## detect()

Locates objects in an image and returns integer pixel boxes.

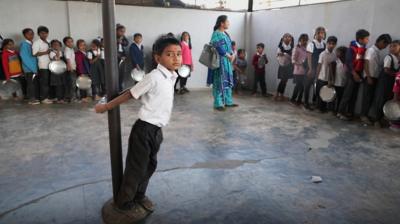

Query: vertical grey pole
[248,0,253,12]
[102,0,123,200]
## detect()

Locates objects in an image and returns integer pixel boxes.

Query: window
[253,0,348,10]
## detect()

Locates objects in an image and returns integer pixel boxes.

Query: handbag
[199,43,220,69]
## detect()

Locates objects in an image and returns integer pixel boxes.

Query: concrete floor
[0,90,400,224]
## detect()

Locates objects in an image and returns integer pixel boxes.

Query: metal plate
[131,68,145,82]
[383,100,400,121]
[320,85,336,103]
[76,75,92,90]
[177,65,191,78]
[49,60,67,75]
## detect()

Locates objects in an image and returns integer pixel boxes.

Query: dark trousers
[361,78,377,116]
[65,71,77,100]
[174,76,188,90]
[334,86,345,113]
[304,75,316,106]
[116,119,163,209]
[38,69,50,100]
[25,72,39,100]
[253,72,266,94]
[291,75,305,103]
[277,78,288,94]
[316,79,329,111]
[338,76,361,116]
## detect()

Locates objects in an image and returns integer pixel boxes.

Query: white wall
[0,0,246,88]
[248,0,400,96]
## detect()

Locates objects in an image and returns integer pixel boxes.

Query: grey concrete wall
[0,0,246,88]
[248,0,400,97]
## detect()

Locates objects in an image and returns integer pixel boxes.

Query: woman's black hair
[297,34,309,47]
[213,15,228,31]
[153,35,180,56]
[181,31,192,49]
[1,38,13,50]
[278,33,294,55]
[50,39,62,47]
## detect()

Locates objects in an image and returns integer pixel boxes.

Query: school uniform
[75,50,90,99]
[276,42,293,94]
[1,49,24,97]
[49,50,65,100]
[304,39,325,106]
[88,49,105,96]
[368,53,400,121]
[361,45,383,117]
[32,38,51,100]
[64,46,77,101]
[316,49,337,111]
[291,45,307,103]
[252,52,268,95]
[115,64,177,210]
[333,59,348,113]
[175,41,192,90]
[235,57,248,91]
[338,40,367,116]
[20,40,39,101]
[117,36,129,91]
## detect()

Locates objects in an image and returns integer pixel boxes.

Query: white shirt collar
[372,45,380,51]
[256,52,265,56]
[25,39,32,44]
[135,42,142,49]
[157,64,178,79]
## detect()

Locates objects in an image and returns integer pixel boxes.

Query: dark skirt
[368,72,396,120]
[91,60,105,86]
[50,72,65,86]
[278,64,293,80]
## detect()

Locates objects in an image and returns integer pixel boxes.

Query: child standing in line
[75,39,90,103]
[390,71,400,131]
[368,40,400,126]
[337,29,370,121]
[360,34,392,125]
[290,34,309,106]
[315,36,338,112]
[88,39,105,100]
[1,39,24,100]
[49,39,66,103]
[233,49,247,94]
[252,43,268,96]
[63,36,77,103]
[32,26,52,104]
[176,31,193,94]
[130,33,145,71]
[95,36,181,221]
[275,33,294,101]
[20,28,39,105]
[332,46,348,115]
[304,27,327,110]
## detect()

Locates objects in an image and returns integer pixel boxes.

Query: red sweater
[2,49,23,80]
[252,53,268,74]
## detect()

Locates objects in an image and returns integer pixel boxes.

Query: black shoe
[182,87,190,93]
[215,107,226,111]
[226,104,239,108]
[303,104,313,111]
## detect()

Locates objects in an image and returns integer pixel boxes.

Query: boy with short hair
[360,34,392,125]
[32,25,52,104]
[337,29,370,120]
[315,36,338,112]
[95,36,181,221]
[252,43,268,96]
[63,36,77,102]
[20,28,39,105]
[129,33,145,70]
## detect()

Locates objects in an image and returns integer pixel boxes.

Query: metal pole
[102,0,123,201]
[248,0,253,12]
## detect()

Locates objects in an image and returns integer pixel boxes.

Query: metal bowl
[49,60,67,75]
[320,85,336,103]
[76,75,92,90]
[131,68,145,82]
[383,100,400,121]
[178,65,191,78]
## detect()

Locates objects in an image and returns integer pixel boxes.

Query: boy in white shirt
[63,36,77,102]
[95,36,181,221]
[32,26,52,104]
[360,34,392,125]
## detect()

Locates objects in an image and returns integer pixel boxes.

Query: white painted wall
[0,0,246,88]
[248,0,400,97]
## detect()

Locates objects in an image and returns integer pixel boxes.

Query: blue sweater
[19,40,38,73]
[129,43,144,69]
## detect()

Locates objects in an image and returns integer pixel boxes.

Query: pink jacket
[292,45,307,75]
[181,41,193,66]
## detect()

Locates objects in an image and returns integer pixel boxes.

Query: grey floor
[0,90,400,224]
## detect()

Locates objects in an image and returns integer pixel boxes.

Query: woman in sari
[207,15,238,111]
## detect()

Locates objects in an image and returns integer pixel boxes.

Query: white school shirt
[100,48,105,60]
[383,54,399,70]
[334,59,347,87]
[130,64,178,127]
[363,45,382,78]
[87,49,101,60]
[317,49,337,81]
[64,47,76,70]
[49,50,63,61]
[307,39,325,53]
[32,38,50,69]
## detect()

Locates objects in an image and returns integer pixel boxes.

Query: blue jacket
[129,43,144,69]
[19,40,38,73]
